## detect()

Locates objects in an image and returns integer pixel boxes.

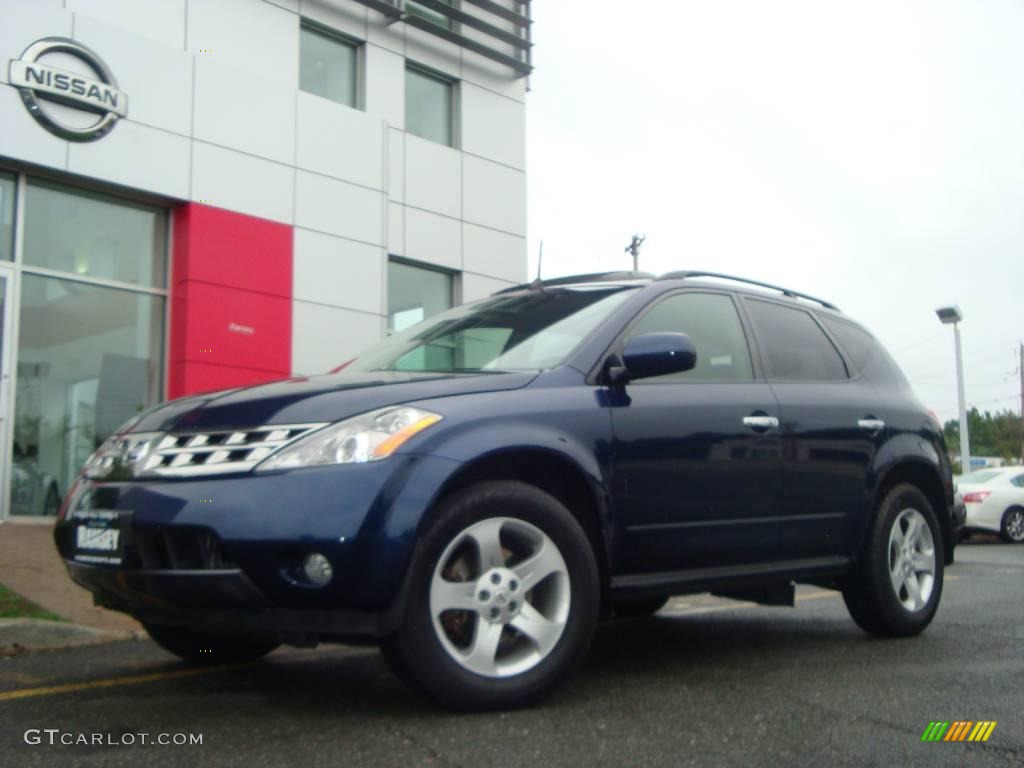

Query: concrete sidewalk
[0,520,140,636]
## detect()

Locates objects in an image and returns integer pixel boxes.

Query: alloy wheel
[887,508,936,612]
[429,517,571,678]
[1006,509,1024,542]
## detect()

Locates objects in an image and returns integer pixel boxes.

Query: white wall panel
[404,207,461,271]
[294,171,384,244]
[73,14,192,136]
[194,57,295,164]
[292,301,383,375]
[0,1,71,86]
[461,55,527,104]
[0,84,67,171]
[67,0,186,49]
[461,82,525,170]
[405,134,460,219]
[387,128,404,203]
[462,272,516,303]
[299,0,367,41]
[296,92,383,189]
[69,120,190,198]
[293,227,384,314]
[463,223,526,284]
[463,155,525,236]
[187,0,298,88]
[365,44,404,128]
[388,202,404,255]
[365,10,402,55]
[192,141,295,223]
[405,25,460,81]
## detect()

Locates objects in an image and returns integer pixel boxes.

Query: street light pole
[936,305,970,473]
[952,321,970,473]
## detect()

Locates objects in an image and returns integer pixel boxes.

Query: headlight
[81,431,162,480]
[255,406,443,471]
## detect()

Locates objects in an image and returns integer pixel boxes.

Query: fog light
[302,553,333,586]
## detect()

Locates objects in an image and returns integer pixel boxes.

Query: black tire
[842,483,944,637]
[380,481,600,711]
[613,596,670,618]
[144,624,279,664]
[999,507,1024,544]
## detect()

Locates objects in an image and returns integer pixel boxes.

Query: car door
[609,290,784,574]
[742,299,887,561]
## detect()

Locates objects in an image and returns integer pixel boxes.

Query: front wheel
[842,483,944,637]
[381,481,599,711]
[144,624,279,664]
[1000,507,1024,543]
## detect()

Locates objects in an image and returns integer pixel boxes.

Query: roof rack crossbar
[495,271,656,295]
[659,271,839,311]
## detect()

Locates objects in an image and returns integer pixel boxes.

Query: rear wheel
[381,481,599,711]
[842,483,944,637]
[613,596,670,618]
[1000,507,1024,543]
[144,624,279,664]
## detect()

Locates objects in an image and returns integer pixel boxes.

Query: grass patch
[0,584,66,622]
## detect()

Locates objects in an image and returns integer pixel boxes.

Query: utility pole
[1019,341,1023,463]
[625,235,645,272]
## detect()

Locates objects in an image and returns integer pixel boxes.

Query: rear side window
[746,300,848,381]
[820,316,876,372]
[1012,475,1024,488]
[626,292,753,382]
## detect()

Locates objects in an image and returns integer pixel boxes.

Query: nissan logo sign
[8,37,127,142]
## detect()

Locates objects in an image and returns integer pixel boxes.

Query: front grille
[136,424,324,478]
[134,527,234,570]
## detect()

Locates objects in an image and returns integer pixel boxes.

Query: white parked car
[957,468,1024,543]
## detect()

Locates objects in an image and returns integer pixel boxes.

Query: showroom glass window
[300,22,358,108]
[406,65,454,146]
[10,181,166,515]
[388,259,453,335]
[0,172,14,261]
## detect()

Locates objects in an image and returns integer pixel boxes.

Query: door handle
[858,419,885,432]
[743,415,779,429]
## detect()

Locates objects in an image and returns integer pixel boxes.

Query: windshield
[345,287,637,373]
[959,470,1002,485]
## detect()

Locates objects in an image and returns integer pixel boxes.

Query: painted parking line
[0,649,357,704]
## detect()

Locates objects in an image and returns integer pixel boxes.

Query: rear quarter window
[821,315,910,387]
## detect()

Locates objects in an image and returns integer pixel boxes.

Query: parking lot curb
[0,618,136,657]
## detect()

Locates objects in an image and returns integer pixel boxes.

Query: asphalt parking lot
[0,540,1020,768]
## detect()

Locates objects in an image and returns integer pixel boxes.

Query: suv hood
[129,370,538,433]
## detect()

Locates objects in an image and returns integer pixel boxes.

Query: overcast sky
[524,0,1024,424]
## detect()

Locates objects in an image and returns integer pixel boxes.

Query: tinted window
[300,24,358,107]
[820,316,875,372]
[626,292,753,382]
[406,66,453,146]
[746,300,848,381]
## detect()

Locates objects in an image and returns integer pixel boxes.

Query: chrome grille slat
[144,424,326,477]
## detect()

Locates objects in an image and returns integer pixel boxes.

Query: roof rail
[659,270,839,311]
[495,271,656,295]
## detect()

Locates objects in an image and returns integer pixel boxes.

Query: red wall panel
[169,204,293,399]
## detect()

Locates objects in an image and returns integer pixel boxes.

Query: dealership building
[0,0,531,518]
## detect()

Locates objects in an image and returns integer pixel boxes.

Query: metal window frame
[405,61,458,147]
[353,0,533,76]
[386,255,459,333]
[299,18,364,110]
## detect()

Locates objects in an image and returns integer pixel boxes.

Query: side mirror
[621,332,697,381]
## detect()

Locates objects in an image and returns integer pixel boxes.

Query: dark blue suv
[55,271,961,710]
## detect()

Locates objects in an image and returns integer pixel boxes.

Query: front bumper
[55,453,461,640]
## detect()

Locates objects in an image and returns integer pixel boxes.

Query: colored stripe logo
[921,721,997,742]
